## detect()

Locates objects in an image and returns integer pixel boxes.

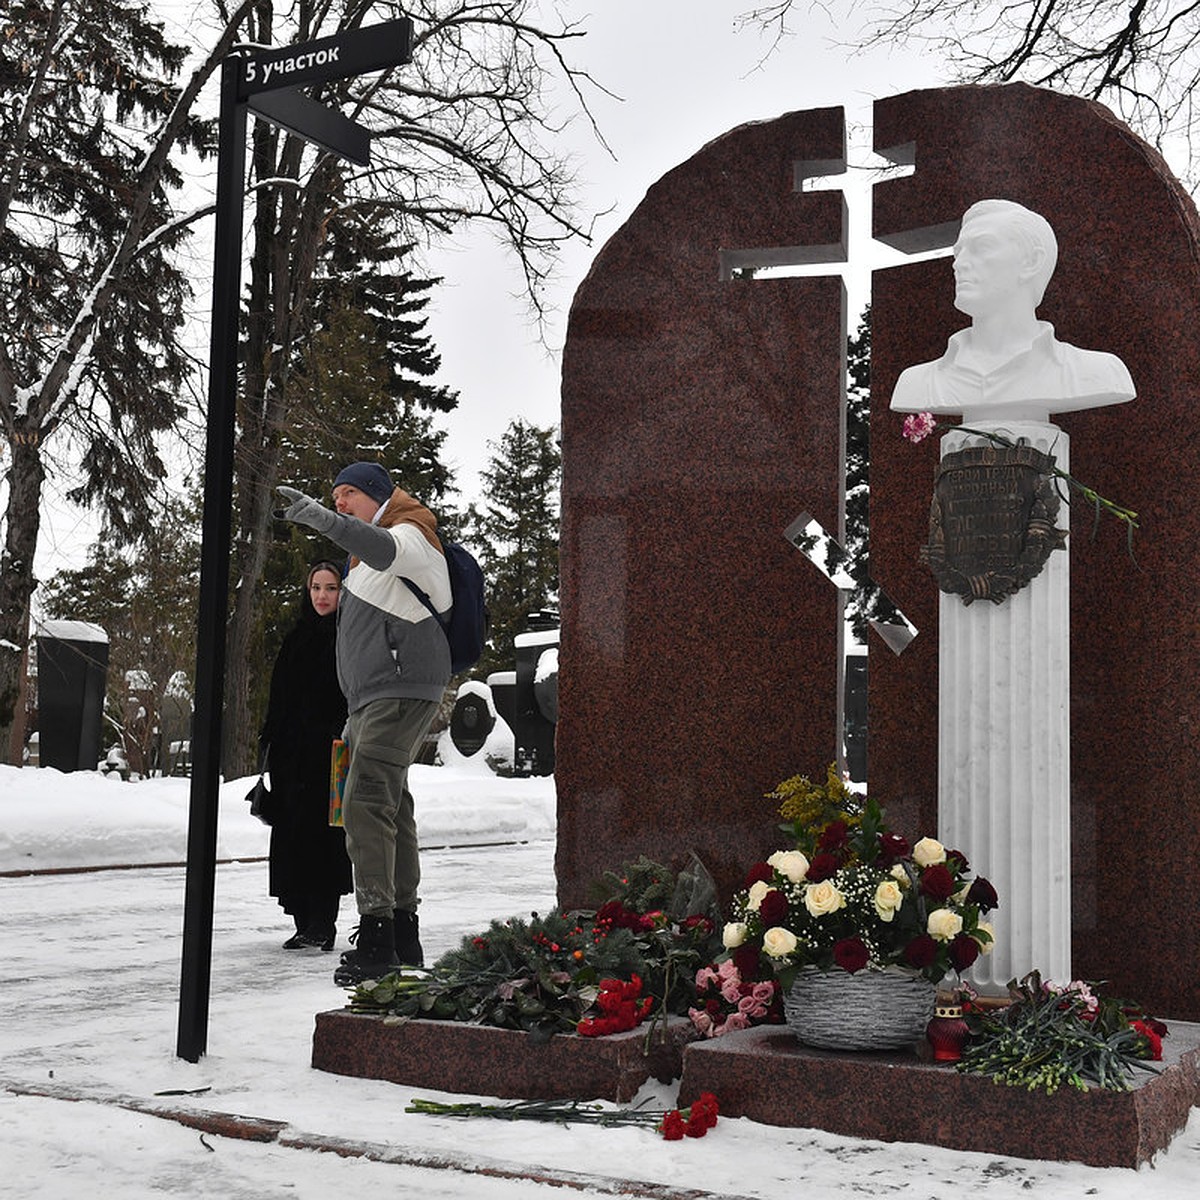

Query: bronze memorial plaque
[920,443,1068,605]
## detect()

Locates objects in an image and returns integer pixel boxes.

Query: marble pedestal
[937,422,1071,990]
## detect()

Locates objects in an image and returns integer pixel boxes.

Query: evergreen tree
[842,307,906,644]
[0,0,254,761]
[241,228,464,736]
[37,502,201,776]
[467,419,561,678]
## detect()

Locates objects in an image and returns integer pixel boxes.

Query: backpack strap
[401,575,449,634]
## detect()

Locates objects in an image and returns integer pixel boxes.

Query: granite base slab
[311,1011,695,1103]
[677,1021,1200,1167]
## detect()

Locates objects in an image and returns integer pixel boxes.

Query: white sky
[29,1,951,585]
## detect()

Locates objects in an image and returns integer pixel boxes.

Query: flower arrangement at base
[724,765,998,992]
[688,959,782,1038]
[346,856,723,1041]
[407,1091,721,1141]
[957,971,1168,1093]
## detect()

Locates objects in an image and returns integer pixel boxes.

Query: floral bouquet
[723,765,998,989]
[688,959,781,1038]
[959,970,1168,1093]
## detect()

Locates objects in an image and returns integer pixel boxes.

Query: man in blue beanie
[278,462,451,983]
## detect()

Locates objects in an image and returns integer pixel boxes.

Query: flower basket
[783,967,936,1051]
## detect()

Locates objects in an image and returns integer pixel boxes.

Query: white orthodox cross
[721,114,953,656]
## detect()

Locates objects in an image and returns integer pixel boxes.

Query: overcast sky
[30,1,949,584]
[424,0,948,501]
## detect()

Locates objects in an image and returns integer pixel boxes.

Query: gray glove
[277,485,337,534]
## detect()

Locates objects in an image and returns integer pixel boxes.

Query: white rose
[913,836,947,868]
[803,879,846,918]
[873,879,904,922]
[927,907,963,942]
[890,863,910,884]
[977,920,995,954]
[762,926,799,958]
[722,921,748,949]
[747,880,774,912]
[767,849,810,883]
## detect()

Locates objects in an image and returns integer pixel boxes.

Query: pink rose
[722,1011,750,1033]
[688,1008,713,1035]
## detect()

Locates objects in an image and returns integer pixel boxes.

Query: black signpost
[177,19,412,1063]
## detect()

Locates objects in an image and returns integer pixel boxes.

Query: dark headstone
[558,106,848,907]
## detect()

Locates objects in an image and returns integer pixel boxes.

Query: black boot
[333,914,400,986]
[393,909,424,968]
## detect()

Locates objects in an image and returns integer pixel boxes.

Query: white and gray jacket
[322,512,452,711]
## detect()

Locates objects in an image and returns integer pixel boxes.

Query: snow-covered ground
[2,754,1198,1199]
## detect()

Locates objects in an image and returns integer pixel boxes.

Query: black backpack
[402,540,489,675]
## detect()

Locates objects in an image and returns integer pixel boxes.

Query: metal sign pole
[176,19,411,1062]
[177,56,247,1063]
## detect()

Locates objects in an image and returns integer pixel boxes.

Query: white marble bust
[891,199,1135,424]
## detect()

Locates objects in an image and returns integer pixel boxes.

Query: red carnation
[1131,1020,1164,1061]
[949,933,980,971]
[744,861,774,887]
[920,863,956,901]
[833,937,870,973]
[758,888,789,926]
[902,934,938,969]
[966,877,999,913]
[806,852,840,883]
[659,1110,686,1140]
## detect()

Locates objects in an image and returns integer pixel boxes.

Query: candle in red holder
[926,1000,970,1062]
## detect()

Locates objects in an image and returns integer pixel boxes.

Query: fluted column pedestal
[937,421,1071,992]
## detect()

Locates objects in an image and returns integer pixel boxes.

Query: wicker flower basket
[784,967,937,1051]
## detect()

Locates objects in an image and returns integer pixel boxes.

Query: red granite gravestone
[559,83,1200,1021]
[557,106,850,910]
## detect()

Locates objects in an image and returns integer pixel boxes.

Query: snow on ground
[1,758,1199,1199]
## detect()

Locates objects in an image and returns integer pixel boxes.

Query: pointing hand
[276,485,337,534]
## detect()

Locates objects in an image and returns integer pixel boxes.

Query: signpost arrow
[238,17,412,98]
[249,87,371,166]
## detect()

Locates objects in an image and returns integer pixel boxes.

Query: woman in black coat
[260,561,352,950]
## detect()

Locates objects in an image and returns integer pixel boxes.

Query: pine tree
[240,228,464,736]
[37,503,201,776]
[467,419,561,678]
[0,0,254,761]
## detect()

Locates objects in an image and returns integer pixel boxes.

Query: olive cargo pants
[342,697,439,917]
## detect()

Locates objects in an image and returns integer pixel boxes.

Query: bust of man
[890,199,1135,423]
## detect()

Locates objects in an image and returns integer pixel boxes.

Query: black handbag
[246,748,274,826]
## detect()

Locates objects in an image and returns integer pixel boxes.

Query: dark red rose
[966,877,999,913]
[902,934,938,969]
[806,852,840,883]
[744,861,774,887]
[949,933,980,971]
[833,937,870,973]
[818,820,849,852]
[758,888,789,926]
[732,944,762,980]
[946,849,970,873]
[920,863,956,901]
[877,832,909,865]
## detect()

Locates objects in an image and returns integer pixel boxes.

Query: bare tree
[741,1,1200,181]
[1,1,606,770]
[222,0,607,773]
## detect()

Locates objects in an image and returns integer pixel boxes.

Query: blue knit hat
[333,462,393,506]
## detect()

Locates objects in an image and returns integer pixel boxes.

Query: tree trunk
[0,431,46,763]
